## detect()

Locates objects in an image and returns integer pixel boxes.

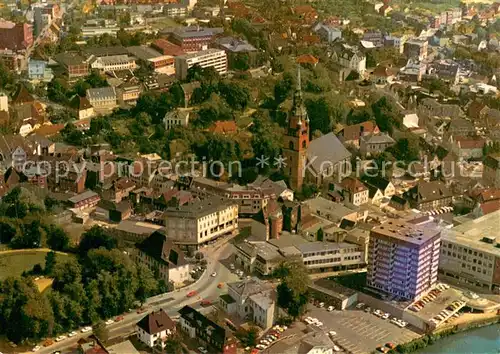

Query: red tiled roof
[302,35,320,44]
[340,121,379,141]
[479,188,500,202]
[341,177,368,193]
[152,39,185,56]
[296,54,319,65]
[293,5,317,14]
[480,199,500,215]
[33,123,65,137]
[453,136,485,149]
[208,120,237,134]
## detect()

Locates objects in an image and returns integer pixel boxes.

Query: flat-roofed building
[297,241,365,272]
[127,46,175,74]
[367,219,441,300]
[439,211,500,293]
[175,49,227,80]
[164,196,238,250]
[90,54,136,72]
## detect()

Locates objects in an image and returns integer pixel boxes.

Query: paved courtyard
[307,306,421,354]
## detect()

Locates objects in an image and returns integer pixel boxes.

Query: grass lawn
[0,249,72,280]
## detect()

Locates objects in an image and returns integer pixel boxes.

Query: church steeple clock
[282,67,310,190]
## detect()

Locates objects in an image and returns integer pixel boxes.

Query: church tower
[283,67,310,190]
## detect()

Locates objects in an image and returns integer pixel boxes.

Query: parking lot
[307,305,421,354]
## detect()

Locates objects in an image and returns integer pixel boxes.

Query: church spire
[291,65,309,125]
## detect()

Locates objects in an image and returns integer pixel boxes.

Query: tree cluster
[0,225,161,344]
[275,260,310,318]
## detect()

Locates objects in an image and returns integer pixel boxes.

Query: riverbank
[395,315,500,353]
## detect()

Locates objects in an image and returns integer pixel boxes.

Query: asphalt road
[31,241,239,354]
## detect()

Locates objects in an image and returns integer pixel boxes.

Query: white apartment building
[164,197,238,250]
[439,211,500,293]
[90,55,136,72]
[175,49,227,80]
[136,309,176,349]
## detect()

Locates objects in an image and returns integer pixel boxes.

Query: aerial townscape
[0,0,500,353]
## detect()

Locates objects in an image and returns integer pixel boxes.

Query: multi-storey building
[163,197,238,250]
[86,87,117,110]
[298,242,365,272]
[169,26,221,52]
[89,55,136,73]
[178,306,237,354]
[135,231,190,286]
[439,211,500,293]
[54,53,89,82]
[341,177,369,206]
[0,20,33,51]
[164,108,190,130]
[332,47,366,74]
[367,219,441,300]
[175,49,227,80]
[404,180,453,212]
[404,39,428,60]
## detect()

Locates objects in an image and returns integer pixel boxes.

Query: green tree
[165,334,185,354]
[276,260,310,319]
[79,226,117,255]
[0,218,18,244]
[85,70,109,88]
[218,81,251,110]
[305,97,332,134]
[45,224,70,251]
[135,263,158,304]
[236,326,259,347]
[387,134,420,164]
[47,78,69,104]
[45,251,57,276]
[316,228,324,241]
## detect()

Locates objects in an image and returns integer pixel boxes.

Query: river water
[416,324,500,353]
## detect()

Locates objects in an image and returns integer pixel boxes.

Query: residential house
[180,82,201,108]
[68,190,100,210]
[404,180,453,211]
[136,309,176,350]
[296,54,319,67]
[337,121,380,147]
[404,39,428,60]
[389,194,409,211]
[359,133,395,154]
[372,64,398,84]
[291,5,318,24]
[467,101,490,121]
[361,176,395,204]
[164,108,190,130]
[208,120,237,135]
[331,46,366,75]
[428,61,460,85]
[249,175,294,201]
[341,177,369,206]
[70,95,95,120]
[445,118,475,138]
[483,155,500,188]
[220,278,275,330]
[313,23,342,43]
[399,59,426,82]
[28,60,53,81]
[178,306,237,354]
[418,98,462,120]
[363,30,384,47]
[94,200,132,222]
[86,87,117,110]
[117,81,141,104]
[136,231,190,286]
[449,136,485,159]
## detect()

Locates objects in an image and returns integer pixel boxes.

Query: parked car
[230,264,235,270]
[43,339,54,347]
[386,342,396,350]
[318,302,325,308]
[217,282,224,288]
[364,307,371,313]
[327,306,334,312]
[68,331,77,337]
[211,272,217,277]
[55,335,67,342]
[333,345,341,352]
[356,302,365,309]
[256,344,267,350]
[201,299,212,307]
[32,346,41,352]
[329,331,337,337]
[382,313,390,320]
[376,345,389,353]
[187,290,197,297]
[198,347,208,354]
[105,319,114,325]
[81,326,92,333]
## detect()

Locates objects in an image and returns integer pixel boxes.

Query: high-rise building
[367,219,441,300]
[282,68,310,190]
[174,49,227,80]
